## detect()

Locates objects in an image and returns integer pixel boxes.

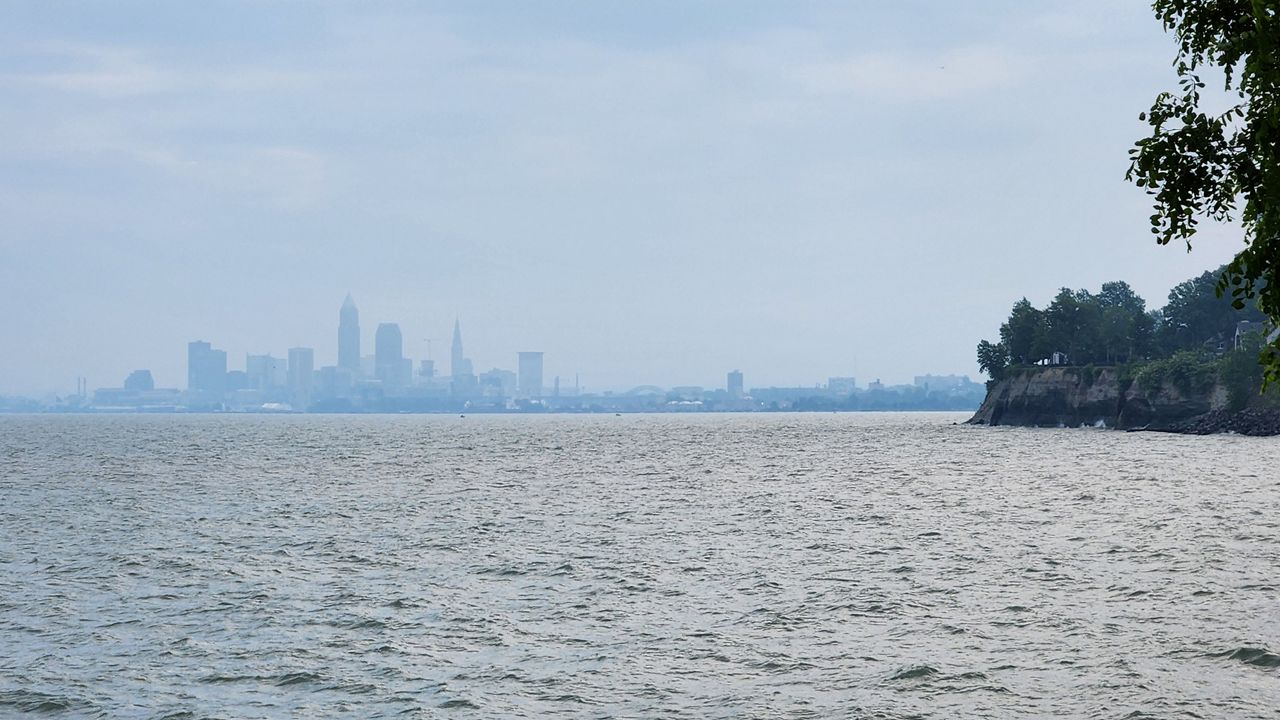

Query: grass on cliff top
[1002,346,1280,412]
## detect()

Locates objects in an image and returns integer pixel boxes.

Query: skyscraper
[288,347,314,408]
[187,341,227,393]
[728,370,744,398]
[518,351,544,399]
[338,294,360,373]
[375,323,404,387]
[246,354,286,391]
[450,318,470,378]
[124,370,155,391]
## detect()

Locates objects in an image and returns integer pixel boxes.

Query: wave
[0,689,95,714]
[1210,647,1280,668]
[890,665,939,681]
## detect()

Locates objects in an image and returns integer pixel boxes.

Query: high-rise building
[124,370,155,391]
[450,318,471,378]
[187,341,227,394]
[828,377,857,395]
[479,368,517,396]
[338,294,360,373]
[375,323,404,387]
[288,347,314,408]
[913,374,966,391]
[518,351,544,398]
[246,354,286,391]
[727,370,744,398]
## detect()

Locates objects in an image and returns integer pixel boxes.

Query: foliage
[1219,338,1263,410]
[976,340,1009,381]
[999,298,1044,365]
[1130,339,1274,411]
[1127,0,1280,385]
[1133,351,1218,395]
[977,280,1154,377]
[975,264,1273,384]
[1076,365,1099,387]
[1156,266,1264,352]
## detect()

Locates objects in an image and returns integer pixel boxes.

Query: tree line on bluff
[977,265,1267,381]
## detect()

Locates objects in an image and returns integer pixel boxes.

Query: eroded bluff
[966,367,1268,433]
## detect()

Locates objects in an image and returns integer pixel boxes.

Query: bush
[1134,351,1217,395]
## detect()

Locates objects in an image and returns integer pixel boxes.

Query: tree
[999,298,1045,365]
[1097,281,1152,362]
[1158,266,1265,351]
[1043,288,1094,362]
[976,340,1009,382]
[1127,0,1280,384]
[1097,280,1143,312]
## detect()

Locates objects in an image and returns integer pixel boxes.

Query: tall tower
[187,340,227,393]
[518,351,544,398]
[375,323,404,387]
[288,347,314,408]
[338,294,360,372]
[451,318,466,378]
[727,369,744,398]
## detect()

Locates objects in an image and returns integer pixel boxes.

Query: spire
[451,317,466,377]
[338,293,360,371]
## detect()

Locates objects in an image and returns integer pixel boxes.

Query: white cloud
[794,45,1029,102]
[0,42,329,98]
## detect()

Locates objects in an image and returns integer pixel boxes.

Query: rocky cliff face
[968,367,1228,430]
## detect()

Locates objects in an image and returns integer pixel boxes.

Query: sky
[0,1,1248,395]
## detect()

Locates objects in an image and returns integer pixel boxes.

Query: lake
[1,413,1277,718]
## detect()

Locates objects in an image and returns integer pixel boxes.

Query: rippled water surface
[2,413,1279,718]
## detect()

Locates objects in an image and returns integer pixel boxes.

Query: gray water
[1,413,1278,719]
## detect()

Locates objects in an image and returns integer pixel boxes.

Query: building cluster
[76,295,539,412]
[8,295,982,413]
[176,294,549,411]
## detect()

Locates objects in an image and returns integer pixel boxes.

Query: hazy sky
[0,1,1247,395]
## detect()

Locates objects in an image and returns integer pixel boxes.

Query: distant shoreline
[0,408,975,417]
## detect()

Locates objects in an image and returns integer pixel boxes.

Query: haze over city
[0,1,1244,396]
[8,3,1280,717]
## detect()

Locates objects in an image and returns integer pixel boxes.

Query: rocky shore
[968,366,1280,436]
[1140,408,1280,436]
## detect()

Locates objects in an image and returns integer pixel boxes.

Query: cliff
[967,366,1280,434]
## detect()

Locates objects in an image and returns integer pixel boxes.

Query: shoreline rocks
[969,367,1280,436]
[1137,408,1280,436]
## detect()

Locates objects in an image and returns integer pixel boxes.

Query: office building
[727,370,744,398]
[246,354,286,391]
[913,374,969,391]
[375,323,404,388]
[124,370,155,391]
[518,351,544,398]
[187,341,227,395]
[479,368,517,396]
[338,294,360,373]
[288,347,314,408]
[828,377,857,395]
[451,319,474,378]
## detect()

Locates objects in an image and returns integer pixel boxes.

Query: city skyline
[10,291,974,399]
[15,289,984,413]
[1,2,1247,396]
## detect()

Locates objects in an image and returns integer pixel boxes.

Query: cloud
[0,42,328,98]
[794,45,1029,102]
[137,144,330,210]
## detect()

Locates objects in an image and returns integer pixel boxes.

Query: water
[1,412,1278,718]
